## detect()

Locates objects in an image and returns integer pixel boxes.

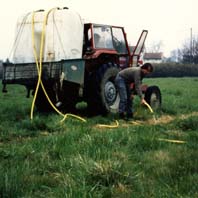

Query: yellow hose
[30,8,86,123]
[96,120,119,128]
[31,8,56,120]
[30,11,39,120]
[143,101,154,113]
[60,113,86,123]
[158,138,186,144]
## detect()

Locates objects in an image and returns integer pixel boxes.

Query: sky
[0,0,197,60]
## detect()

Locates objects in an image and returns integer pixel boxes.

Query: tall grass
[0,78,198,197]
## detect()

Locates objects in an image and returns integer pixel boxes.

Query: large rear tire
[144,86,162,110]
[87,64,120,115]
[100,66,120,114]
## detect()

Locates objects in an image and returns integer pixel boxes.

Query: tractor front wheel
[144,86,161,110]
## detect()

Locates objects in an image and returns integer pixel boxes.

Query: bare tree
[168,35,198,63]
[147,40,164,53]
[180,35,198,63]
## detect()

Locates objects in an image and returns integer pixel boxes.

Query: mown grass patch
[175,115,198,131]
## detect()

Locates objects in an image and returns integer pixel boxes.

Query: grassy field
[0,77,198,198]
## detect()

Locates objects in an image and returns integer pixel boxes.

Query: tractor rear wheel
[144,86,161,110]
[87,64,119,115]
[100,66,120,114]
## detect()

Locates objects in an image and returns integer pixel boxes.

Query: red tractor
[2,7,161,115]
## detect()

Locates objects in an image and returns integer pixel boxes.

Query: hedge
[148,63,198,78]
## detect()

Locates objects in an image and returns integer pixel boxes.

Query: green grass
[0,78,198,198]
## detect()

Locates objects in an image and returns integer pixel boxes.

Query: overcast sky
[0,0,197,60]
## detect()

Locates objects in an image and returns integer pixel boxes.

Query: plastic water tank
[12,8,84,63]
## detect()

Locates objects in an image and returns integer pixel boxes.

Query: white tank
[11,7,84,63]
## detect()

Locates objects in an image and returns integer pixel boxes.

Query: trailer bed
[2,59,85,87]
